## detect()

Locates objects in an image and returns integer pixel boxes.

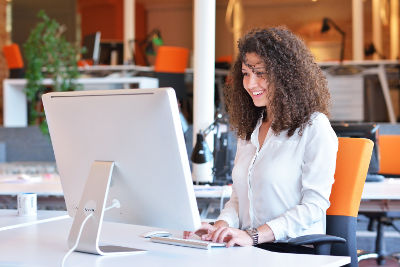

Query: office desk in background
[0,172,63,209]
[3,76,159,127]
[1,172,398,210]
[359,178,400,263]
[0,210,349,267]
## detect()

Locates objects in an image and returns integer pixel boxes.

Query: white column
[372,0,382,60]
[123,0,135,64]
[352,0,364,60]
[391,0,399,59]
[192,0,216,183]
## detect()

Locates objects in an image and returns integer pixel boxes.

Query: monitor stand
[68,161,145,255]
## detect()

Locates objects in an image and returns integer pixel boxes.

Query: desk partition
[3,77,158,127]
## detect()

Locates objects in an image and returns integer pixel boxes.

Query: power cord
[60,199,121,267]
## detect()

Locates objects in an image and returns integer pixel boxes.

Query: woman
[184,27,338,251]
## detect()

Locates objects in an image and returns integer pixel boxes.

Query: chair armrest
[286,234,346,255]
[287,234,346,246]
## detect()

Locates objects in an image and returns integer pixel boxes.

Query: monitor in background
[332,123,384,182]
[82,32,101,65]
[99,41,123,65]
[42,88,201,256]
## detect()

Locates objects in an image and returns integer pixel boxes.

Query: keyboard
[150,236,226,249]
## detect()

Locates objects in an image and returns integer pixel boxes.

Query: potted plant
[23,10,81,134]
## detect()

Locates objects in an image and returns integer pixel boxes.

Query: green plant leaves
[23,10,82,134]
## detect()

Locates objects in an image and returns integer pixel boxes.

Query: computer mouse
[141,230,172,238]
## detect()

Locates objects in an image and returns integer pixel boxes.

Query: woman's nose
[247,74,258,88]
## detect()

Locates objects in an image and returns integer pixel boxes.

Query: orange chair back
[154,46,189,73]
[2,43,24,69]
[379,135,400,175]
[327,137,373,217]
[216,55,232,63]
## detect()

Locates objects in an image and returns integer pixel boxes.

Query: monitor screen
[99,41,123,65]
[42,88,201,233]
[332,123,381,179]
[82,32,101,64]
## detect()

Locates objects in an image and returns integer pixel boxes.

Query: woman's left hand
[202,226,253,248]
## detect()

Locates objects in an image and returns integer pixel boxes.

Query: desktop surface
[0,213,350,267]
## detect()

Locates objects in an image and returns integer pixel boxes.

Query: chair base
[358,256,399,267]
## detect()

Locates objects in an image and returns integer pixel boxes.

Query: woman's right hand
[183,220,229,240]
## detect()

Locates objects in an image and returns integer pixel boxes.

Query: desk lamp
[191,133,213,166]
[321,18,361,75]
[365,43,386,59]
[191,129,214,185]
[191,113,227,184]
[144,29,163,55]
[321,17,345,63]
[136,29,164,66]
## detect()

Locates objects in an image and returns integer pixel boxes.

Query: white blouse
[217,112,338,241]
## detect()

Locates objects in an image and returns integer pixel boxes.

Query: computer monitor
[332,122,384,182]
[99,41,124,65]
[82,32,101,65]
[42,88,201,255]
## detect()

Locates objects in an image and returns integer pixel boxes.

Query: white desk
[0,211,349,267]
[0,173,64,210]
[2,174,398,213]
[360,178,400,212]
[3,76,159,127]
[0,174,63,197]
[197,179,400,213]
[0,209,67,231]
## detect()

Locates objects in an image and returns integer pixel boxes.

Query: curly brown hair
[224,27,330,140]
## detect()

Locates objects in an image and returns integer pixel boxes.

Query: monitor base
[68,161,145,255]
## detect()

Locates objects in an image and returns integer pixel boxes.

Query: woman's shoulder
[309,112,329,124]
[306,112,332,131]
[305,112,337,143]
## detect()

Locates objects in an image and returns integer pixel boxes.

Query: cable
[105,199,121,211]
[61,212,93,267]
[60,199,121,267]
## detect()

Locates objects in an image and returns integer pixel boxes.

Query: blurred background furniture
[154,46,191,122]
[357,126,400,265]
[2,43,24,78]
[3,76,158,127]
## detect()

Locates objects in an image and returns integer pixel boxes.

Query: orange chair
[154,46,189,74]
[378,135,400,176]
[216,55,232,64]
[288,137,374,267]
[154,46,191,120]
[2,43,24,78]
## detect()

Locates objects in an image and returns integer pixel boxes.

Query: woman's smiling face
[242,52,271,108]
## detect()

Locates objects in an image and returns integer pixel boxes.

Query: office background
[0,1,399,266]
[0,0,399,125]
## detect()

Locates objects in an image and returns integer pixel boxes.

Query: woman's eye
[256,72,266,77]
[242,72,248,76]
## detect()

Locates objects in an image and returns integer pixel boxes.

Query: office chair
[379,135,400,177]
[358,134,400,265]
[2,43,25,78]
[154,46,190,121]
[287,137,374,267]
